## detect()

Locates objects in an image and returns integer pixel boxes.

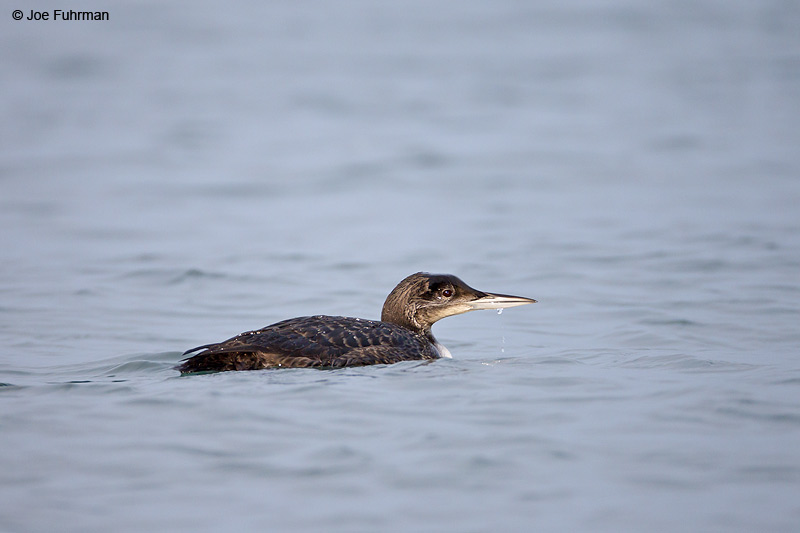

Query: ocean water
[2,1,799,531]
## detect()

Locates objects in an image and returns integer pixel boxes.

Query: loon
[177,272,535,373]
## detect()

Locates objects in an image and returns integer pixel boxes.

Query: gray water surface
[2,1,799,531]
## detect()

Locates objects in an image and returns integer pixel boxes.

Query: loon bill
[177,272,536,373]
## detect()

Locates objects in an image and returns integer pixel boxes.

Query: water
[2,1,799,531]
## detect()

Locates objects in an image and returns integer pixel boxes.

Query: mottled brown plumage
[177,272,535,374]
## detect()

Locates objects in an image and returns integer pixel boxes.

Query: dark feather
[177,315,437,374]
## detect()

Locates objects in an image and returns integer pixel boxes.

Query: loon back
[178,315,438,373]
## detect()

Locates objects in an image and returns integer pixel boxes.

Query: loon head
[381,272,536,334]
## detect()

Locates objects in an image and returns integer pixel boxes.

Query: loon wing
[177,315,435,374]
[176,343,426,373]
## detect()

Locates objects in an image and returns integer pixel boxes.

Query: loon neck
[382,313,431,337]
[381,300,431,335]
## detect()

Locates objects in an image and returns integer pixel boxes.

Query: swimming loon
[177,272,535,373]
